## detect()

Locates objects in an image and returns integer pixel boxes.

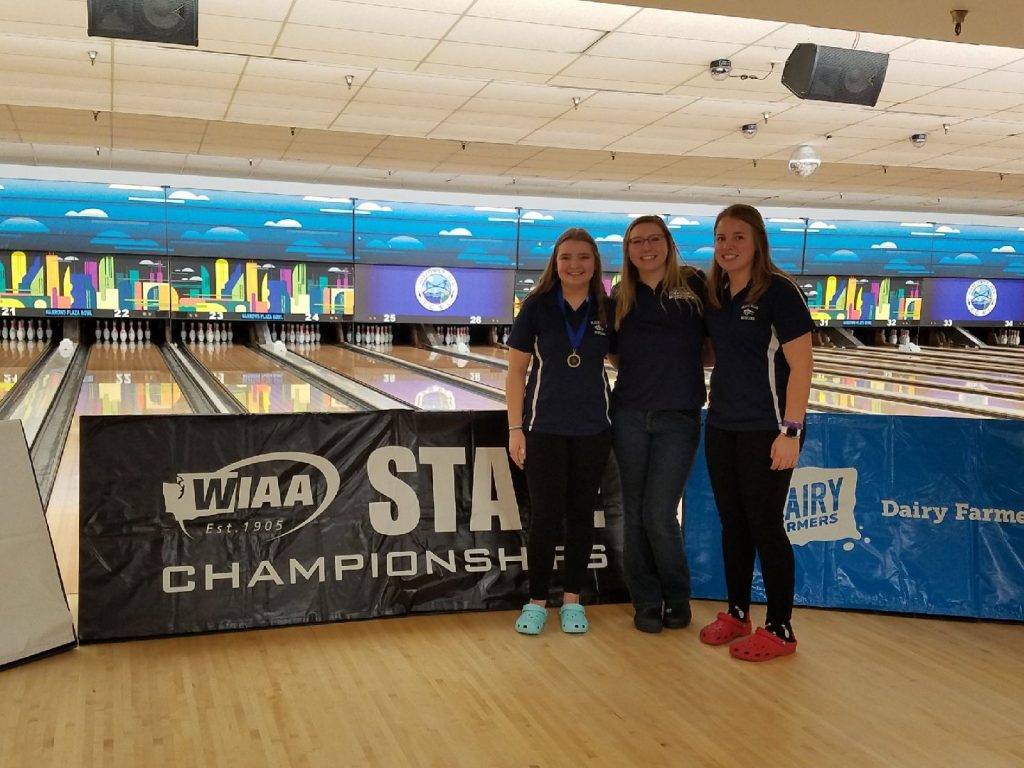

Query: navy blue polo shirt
[508,290,612,436]
[706,275,813,431]
[610,272,708,412]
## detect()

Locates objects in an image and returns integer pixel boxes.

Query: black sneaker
[663,601,692,629]
[633,606,663,633]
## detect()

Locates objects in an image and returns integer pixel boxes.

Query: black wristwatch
[780,420,803,439]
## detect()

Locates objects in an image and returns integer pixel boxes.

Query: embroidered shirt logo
[741,303,758,321]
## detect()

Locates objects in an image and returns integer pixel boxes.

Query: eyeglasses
[628,234,665,248]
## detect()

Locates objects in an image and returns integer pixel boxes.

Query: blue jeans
[612,406,701,610]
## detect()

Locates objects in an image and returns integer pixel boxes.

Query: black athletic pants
[704,425,796,625]
[523,429,612,601]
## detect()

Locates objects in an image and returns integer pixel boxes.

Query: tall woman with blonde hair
[609,215,709,633]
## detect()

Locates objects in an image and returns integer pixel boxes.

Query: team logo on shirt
[741,303,758,321]
[965,279,997,317]
[415,267,459,312]
[590,319,607,336]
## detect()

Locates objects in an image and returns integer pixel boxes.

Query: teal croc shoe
[515,604,547,635]
[559,603,589,634]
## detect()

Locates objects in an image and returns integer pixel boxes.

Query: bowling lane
[383,345,507,389]
[810,371,1020,417]
[808,388,969,417]
[814,360,1024,400]
[828,347,1024,380]
[0,340,49,405]
[300,345,504,411]
[188,343,356,414]
[47,343,193,602]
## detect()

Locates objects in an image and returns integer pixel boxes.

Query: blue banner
[685,414,1024,621]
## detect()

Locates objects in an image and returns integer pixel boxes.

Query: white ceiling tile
[586,33,743,66]
[474,82,592,104]
[364,70,485,96]
[446,17,604,53]
[415,62,550,84]
[884,60,985,87]
[288,0,459,37]
[199,15,282,47]
[904,88,1024,111]
[426,41,579,75]
[892,38,1024,68]
[277,25,437,60]
[557,56,696,86]
[952,69,1024,94]
[352,87,469,110]
[468,0,638,28]
[458,97,567,119]
[202,0,293,21]
[618,9,783,44]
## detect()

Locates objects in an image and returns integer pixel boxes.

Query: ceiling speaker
[88,0,198,47]
[782,44,889,107]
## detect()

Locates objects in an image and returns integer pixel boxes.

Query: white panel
[352,88,470,110]
[426,42,579,75]
[416,62,549,83]
[884,61,985,87]
[0,420,76,668]
[618,9,784,43]
[558,56,695,86]
[288,0,460,37]
[445,17,604,53]
[893,39,1024,68]
[467,0,638,28]
[203,0,293,21]
[364,71,485,97]
[198,15,283,47]
[277,25,437,60]
[587,33,743,66]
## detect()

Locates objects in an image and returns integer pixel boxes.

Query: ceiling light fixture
[910,133,928,147]
[345,75,354,90]
[788,145,821,177]
[709,59,732,81]
[951,9,967,37]
[741,123,758,138]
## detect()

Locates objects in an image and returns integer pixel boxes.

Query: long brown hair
[707,204,796,309]
[615,214,701,330]
[527,227,608,325]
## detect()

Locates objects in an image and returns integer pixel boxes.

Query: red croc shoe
[699,612,752,646]
[729,627,797,661]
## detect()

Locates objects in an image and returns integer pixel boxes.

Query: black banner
[79,411,625,641]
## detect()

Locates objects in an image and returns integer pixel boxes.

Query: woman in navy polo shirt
[700,204,813,662]
[609,215,708,634]
[505,227,613,636]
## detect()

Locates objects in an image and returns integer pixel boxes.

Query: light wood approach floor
[1,601,1020,768]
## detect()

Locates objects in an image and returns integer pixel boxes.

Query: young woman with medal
[607,215,709,634]
[505,227,613,636]
[700,204,813,662]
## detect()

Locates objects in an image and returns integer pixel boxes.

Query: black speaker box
[88,0,198,47]
[782,44,889,107]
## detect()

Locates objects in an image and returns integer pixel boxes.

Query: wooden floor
[1,601,1020,768]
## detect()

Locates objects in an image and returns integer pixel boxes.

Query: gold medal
[567,352,581,368]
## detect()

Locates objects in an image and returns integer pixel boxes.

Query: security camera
[709,59,732,81]
[910,133,928,147]
[788,145,821,177]
[741,123,758,138]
